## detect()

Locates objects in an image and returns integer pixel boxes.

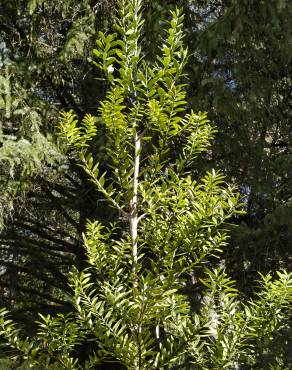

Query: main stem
[130,130,141,274]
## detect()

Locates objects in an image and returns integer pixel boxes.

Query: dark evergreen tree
[0,0,114,321]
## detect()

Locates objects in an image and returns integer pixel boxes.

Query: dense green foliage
[0,1,291,369]
[144,0,292,285]
[1,0,291,320]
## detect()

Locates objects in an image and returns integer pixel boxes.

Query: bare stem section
[130,131,141,273]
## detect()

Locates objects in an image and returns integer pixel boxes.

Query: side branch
[82,158,127,217]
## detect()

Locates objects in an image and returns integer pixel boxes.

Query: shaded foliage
[0,0,114,321]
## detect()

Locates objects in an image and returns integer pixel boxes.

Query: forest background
[0,0,291,368]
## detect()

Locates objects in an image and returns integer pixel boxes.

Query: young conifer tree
[0,1,291,369]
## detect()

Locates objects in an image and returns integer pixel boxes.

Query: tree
[183,0,292,285]
[1,0,291,326]
[1,1,291,369]
[0,0,114,321]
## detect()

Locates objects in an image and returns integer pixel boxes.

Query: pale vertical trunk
[130,131,141,370]
[130,131,141,273]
